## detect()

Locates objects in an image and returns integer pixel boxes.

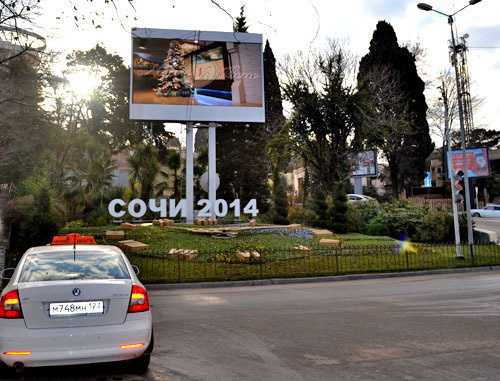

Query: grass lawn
[64,225,398,253]
[60,225,500,284]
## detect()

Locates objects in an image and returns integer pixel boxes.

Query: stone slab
[312,230,333,238]
[123,241,149,251]
[106,231,125,240]
[319,239,341,247]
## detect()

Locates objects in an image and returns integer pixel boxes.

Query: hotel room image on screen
[132,37,263,108]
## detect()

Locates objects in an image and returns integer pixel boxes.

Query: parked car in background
[0,234,153,373]
[347,194,377,203]
[471,204,500,218]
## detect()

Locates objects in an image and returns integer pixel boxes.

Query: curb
[145,265,500,290]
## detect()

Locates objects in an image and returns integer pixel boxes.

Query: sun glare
[67,71,101,97]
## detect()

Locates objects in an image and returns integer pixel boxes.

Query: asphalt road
[5,271,500,380]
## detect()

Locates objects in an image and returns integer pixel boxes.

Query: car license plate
[49,301,104,316]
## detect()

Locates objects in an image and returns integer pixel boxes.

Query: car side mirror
[1,268,15,280]
[131,265,140,275]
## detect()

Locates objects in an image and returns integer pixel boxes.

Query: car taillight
[120,343,145,349]
[0,289,23,319]
[128,285,149,313]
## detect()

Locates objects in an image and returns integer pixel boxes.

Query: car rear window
[19,251,131,282]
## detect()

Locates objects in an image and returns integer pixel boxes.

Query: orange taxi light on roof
[3,351,31,355]
[51,233,96,245]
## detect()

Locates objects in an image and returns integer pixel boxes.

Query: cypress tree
[312,188,328,228]
[327,182,348,233]
[233,6,249,32]
[272,167,289,225]
[358,21,434,198]
[217,15,283,213]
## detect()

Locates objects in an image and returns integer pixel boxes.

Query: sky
[32,0,500,144]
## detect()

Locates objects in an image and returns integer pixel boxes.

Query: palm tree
[127,143,160,201]
[64,142,116,217]
[166,149,181,202]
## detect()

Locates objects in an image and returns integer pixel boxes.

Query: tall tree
[358,21,434,198]
[233,6,249,32]
[216,15,281,213]
[281,41,363,192]
[127,143,160,201]
[66,45,147,150]
[63,141,115,217]
[0,54,50,184]
[166,149,182,202]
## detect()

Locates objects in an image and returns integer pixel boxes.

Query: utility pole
[441,80,462,257]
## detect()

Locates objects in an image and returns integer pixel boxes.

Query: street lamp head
[469,0,482,5]
[417,3,433,11]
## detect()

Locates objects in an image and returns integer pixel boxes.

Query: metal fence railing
[407,196,485,211]
[124,242,500,284]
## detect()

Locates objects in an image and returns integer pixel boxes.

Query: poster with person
[446,147,490,179]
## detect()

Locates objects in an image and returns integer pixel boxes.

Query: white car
[347,194,377,202]
[0,239,153,373]
[471,204,500,218]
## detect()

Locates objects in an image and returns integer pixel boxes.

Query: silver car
[471,204,500,218]
[347,194,377,203]
[0,243,153,373]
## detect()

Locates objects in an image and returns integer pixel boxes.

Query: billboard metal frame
[129,28,265,123]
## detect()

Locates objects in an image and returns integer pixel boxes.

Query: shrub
[346,200,381,233]
[372,201,426,239]
[15,187,59,250]
[414,210,449,242]
[312,188,328,228]
[84,206,109,227]
[327,182,349,233]
[64,220,85,229]
[288,207,316,226]
[362,183,379,200]
[366,222,390,237]
[272,170,289,225]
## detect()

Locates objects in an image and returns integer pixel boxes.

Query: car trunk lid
[18,280,132,329]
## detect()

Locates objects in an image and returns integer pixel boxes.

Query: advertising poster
[349,150,378,177]
[130,29,264,123]
[446,147,490,179]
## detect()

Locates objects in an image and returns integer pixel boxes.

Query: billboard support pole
[186,124,194,224]
[209,123,217,219]
[354,177,362,195]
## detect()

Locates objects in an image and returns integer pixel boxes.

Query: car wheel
[473,213,480,217]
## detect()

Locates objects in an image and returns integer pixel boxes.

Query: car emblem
[72,288,81,296]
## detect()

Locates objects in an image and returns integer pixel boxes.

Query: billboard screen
[446,147,490,179]
[349,150,378,177]
[130,28,264,123]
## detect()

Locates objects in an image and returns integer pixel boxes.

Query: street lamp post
[417,1,482,259]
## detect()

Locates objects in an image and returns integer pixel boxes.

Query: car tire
[473,213,480,217]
